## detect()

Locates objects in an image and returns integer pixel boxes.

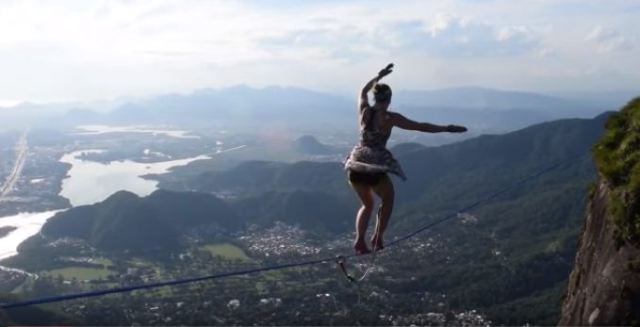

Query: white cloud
[429,13,468,37]
[497,26,535,43]
[262,13,541,61]
[586,25,633,53]
[534,47,555,59]
[402,14,540,57]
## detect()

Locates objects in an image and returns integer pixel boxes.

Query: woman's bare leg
[371,175,394,250]
[350,182,374,255]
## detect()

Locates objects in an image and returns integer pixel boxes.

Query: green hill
[36,186,355,252]
[182,160,348,196]
[232,190,355,234]
[41,190,239,251]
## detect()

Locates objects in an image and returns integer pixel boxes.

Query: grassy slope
[200,243,252,262]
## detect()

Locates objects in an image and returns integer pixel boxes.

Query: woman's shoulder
[361,105,375,112]
[384,110,401,121]
[360,106,375,117]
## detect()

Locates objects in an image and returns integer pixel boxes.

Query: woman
[345,63,468,255]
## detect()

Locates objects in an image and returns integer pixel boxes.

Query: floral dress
[344,107,407,180]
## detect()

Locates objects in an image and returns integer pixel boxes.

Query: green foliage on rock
[593,98,640,245]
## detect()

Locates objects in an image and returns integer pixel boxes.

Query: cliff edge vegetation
[593,97,640,246]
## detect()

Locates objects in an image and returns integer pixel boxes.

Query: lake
[60,149,211,206]
[73,125,200,139]
[0,149,211,261]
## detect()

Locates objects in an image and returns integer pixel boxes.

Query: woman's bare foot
[370,234,384,251]
[354,241,371,255]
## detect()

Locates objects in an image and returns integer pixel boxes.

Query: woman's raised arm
[359,63,394,112]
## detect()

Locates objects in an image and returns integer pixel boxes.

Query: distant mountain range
[1,85,624,134]
[99,85,608,124]
[103,85,353,125]
[395,86,588,110]
[391,87,613,133]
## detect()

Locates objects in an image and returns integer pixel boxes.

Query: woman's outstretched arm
[359,63,394,112]
[390,112,467,133]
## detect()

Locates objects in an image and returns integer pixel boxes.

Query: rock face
[560,99,640,325]
[559,179,640,325]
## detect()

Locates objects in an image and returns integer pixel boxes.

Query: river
[0,210,62,260]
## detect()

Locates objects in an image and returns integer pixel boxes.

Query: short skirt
[344,145,407,181]
[347,170,388,186]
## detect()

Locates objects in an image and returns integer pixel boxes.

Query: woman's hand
[377,63,394,80]
[446,125,468,133]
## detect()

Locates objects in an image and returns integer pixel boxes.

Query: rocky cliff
[559,98,640,326]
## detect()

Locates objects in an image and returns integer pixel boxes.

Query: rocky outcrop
[559,179,640,325]
[560,98,640,325]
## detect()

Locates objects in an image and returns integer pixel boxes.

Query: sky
[0,0,638,105]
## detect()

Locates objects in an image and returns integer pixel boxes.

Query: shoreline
[0,226,17,239]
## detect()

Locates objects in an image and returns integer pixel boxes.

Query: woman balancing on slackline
[345,63,468,255]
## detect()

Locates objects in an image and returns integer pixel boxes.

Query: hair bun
[373,83,392,102]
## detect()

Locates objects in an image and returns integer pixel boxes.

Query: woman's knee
[361,201,375,213]
[378,189,394,210]
[380,197,394,212]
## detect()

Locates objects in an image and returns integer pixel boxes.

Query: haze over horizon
[1,0,639,105]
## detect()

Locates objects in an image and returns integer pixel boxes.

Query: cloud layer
[587,25,634,53]
[0,0,638,103]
